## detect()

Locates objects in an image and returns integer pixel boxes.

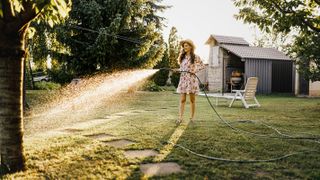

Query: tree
[233,0,320,81]
[155,26,181,69]
[168,26,180,68]
[0,0,70,173]
[54,0,168,76]
[252,26,293,51]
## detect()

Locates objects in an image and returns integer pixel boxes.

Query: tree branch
[1,0,15,21]
[301,18,320,33]
[267,0,320,33]
[267,0,294,14]
[20,0,48,26]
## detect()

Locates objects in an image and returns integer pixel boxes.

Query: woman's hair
[178,43,195,64]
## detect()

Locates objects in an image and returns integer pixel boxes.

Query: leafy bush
[139,81,164,92]
[153,69,170,86]
[34,82,61,90]
[48,69,74,85]
[170,72,180,88]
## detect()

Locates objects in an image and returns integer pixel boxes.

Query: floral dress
[177,55,205,94]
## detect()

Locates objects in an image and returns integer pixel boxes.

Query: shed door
[272,61,293,93]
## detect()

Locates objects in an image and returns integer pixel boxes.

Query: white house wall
[207,46,224,92]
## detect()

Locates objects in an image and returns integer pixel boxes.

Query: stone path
[62,110,185,177]
[140,162,184,177]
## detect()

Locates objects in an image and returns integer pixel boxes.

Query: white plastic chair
[229,77,261,108]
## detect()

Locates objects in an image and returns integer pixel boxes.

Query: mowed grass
[3,91,320,179]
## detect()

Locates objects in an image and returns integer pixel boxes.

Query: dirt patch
[140,162,184,177]
[124,149,158,159]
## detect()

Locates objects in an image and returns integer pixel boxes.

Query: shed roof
[206,35,250,46]
[221,44,291,61]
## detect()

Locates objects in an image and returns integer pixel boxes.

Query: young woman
[176,39,205,124]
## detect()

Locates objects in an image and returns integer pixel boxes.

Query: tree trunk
[0,27,27,173]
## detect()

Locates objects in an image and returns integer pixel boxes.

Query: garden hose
[159,67,320,143]
[60,25,320,162]
[116,68,320,163]
[126,110,319,163]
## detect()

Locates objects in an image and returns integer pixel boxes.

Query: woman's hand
[179,48,184,54]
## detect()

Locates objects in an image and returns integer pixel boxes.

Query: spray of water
[25,69,158,135]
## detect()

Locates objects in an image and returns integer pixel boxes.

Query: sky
[160,0,260,63]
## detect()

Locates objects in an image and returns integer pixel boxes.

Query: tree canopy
[0,0,70,29]
[48,0,168,76]
[234,0,320,81]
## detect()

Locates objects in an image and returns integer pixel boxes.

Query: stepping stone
[102,139,135,148]
[124,150,158,159]
[140,162,183,177]
[84,133,115,139]
[61,128,84,133]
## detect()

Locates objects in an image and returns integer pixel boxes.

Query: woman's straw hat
[180,39,196,49]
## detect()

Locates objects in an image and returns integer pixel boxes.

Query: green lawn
[3,90,320,179]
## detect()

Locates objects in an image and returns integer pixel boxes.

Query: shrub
[34,82,61,90]
[48,69,74,85]
[170,72,180,88]
[153,69,170,86]
[140,81,164,92]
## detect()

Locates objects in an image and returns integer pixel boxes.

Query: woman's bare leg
[190,93,196,120]
[179,93,187,121]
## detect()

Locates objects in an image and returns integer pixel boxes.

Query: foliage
[48,66,74,85]
[155,26,181,69]
[154,42,170,68]
[140,81,164,91]
[234,0,320,81]
[153,69,170,86]
[53,0,168,75]
[0,0,70,27]
[252,27,293,52]
[170,71,180,88]
[290,32,320,81]
[168,26,181,68]
[34,82,61,90]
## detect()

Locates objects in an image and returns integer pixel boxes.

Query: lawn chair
[229,77,261,108]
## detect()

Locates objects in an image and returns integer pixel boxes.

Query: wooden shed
[205,35,295,94]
